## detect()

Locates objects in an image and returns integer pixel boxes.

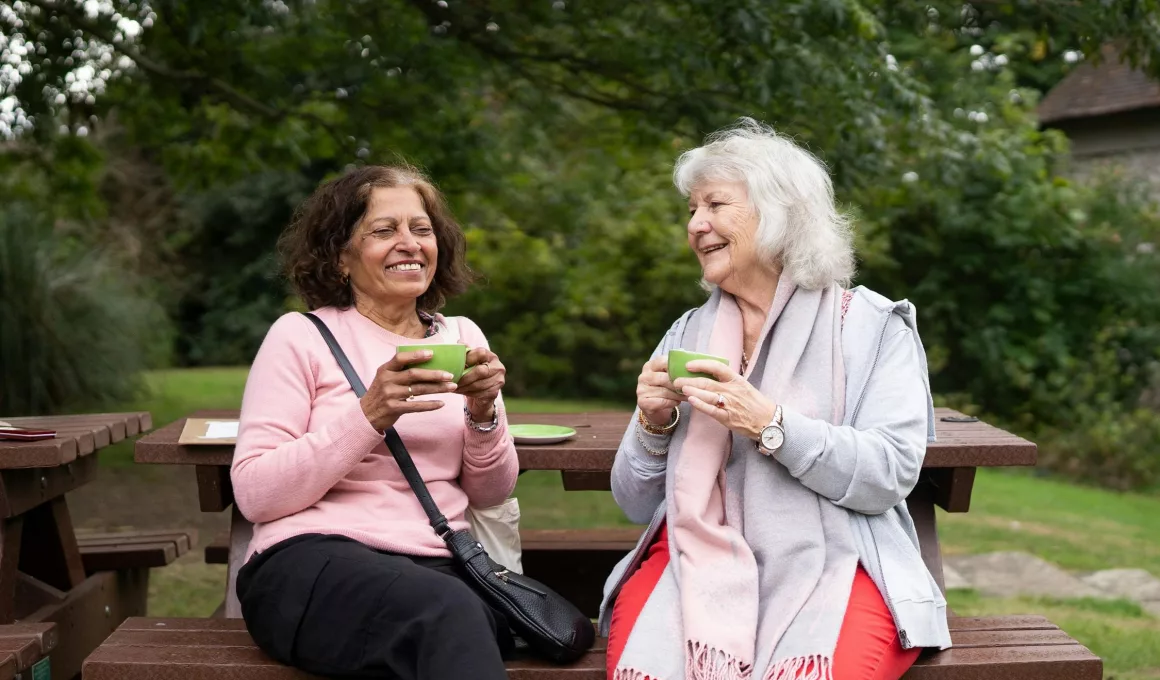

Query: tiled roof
[1038,45,1160,124]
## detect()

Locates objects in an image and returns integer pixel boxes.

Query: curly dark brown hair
[278,164,475,313]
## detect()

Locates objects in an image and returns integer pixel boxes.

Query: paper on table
[202,421,240,440]
[177,417,240,445]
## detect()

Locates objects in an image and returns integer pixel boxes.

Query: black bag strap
[303,312,452,538]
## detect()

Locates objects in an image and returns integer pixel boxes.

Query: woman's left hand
[673,361,778,441]
[457,347,506,422]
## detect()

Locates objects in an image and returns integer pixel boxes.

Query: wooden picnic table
[103,408,1104,680]
[0,413,151,680]
[135,407,1036,618]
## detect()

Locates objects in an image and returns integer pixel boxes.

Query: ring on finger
[406,385,414,401]
[715,393,727,409]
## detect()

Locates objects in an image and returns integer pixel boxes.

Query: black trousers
[237,533,513,679]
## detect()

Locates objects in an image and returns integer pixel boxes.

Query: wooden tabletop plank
[79,412,153,438]
[135,407,1036,470]
[0,437,75,468]
[0,412,152,470]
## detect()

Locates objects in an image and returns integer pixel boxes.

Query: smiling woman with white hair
[600,119,951,680]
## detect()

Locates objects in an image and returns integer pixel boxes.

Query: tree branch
[404,0,673,109]
[25,0,284,118]
[20,0,351,149]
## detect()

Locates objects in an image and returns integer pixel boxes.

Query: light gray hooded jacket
[599,286,953,651]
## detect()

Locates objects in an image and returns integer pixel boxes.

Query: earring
[341,272,350,285]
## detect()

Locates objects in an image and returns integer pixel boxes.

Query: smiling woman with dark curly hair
[230,164,517,680]
[278,165,476,313]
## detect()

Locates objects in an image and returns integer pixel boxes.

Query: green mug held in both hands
[396,343,469,382]
[667,349,730,382]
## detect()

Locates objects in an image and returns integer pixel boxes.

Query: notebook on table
[0,421,57,442]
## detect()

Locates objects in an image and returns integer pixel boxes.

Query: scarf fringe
[614,649,831,680]
[686,640,753,680]
[612,669,659,680]
[760,654,833,680]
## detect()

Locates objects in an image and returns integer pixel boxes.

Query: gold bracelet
[638,407,680,435]
[635,427,670,457]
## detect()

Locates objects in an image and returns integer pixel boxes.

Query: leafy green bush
[0,205,170,416]
[856,121,1160,489]
[171,170,319,366]
[446,129,707,398]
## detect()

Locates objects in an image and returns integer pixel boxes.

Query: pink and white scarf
[615,275,861,680]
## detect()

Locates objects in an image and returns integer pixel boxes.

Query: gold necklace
[741,350,749,375]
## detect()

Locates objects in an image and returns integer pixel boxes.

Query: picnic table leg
[19,497,86,593]
[24,570,143,680]
[224,505,252,619]
[12,497,148,680]
[0,517,22,623]
[908,480,947,597]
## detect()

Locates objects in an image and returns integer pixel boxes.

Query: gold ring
[715,394,726,409]
[407,385,414,400]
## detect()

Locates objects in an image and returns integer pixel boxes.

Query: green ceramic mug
[396,343,469,382]
[667,349,729,381]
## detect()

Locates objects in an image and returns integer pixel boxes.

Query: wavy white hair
[673,118,855,290]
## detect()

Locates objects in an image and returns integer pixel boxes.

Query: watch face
[761,426,785,451]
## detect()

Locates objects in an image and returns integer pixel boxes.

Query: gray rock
[942,563,971,590]
[1081,568,1160,616]
[1080,568,1160,602]
[944,552,1106,599]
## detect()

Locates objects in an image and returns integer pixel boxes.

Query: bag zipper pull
[494,569,547,596]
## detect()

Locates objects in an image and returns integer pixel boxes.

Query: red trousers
[607,525,921,680]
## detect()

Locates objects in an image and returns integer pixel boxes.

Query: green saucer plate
[509,424,577,445]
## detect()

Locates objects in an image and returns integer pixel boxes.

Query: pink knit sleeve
[231,313,385,524]
[453,316,519,508]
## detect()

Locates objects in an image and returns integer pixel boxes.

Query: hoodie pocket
[867,511,945,605]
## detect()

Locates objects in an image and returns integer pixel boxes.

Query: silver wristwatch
[756,404,785,456]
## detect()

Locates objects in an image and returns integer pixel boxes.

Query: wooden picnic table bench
[83,615,1101,680]
[90,407,1100,679]
[0,622,56,680]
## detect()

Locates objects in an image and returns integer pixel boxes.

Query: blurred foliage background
[1,0,1158,489]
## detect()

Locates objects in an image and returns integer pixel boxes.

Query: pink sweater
[231,306,519,561]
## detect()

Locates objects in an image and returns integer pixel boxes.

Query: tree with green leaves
[2,0,1159,487]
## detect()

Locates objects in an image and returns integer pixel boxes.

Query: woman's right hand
[636,355,685,428]
[360,350,460,431]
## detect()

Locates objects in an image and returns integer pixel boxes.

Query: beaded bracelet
[635,427,670,457]
[637,407,680,436]
[464,405,500,433]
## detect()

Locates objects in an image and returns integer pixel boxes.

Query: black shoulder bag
[303,313,596,664]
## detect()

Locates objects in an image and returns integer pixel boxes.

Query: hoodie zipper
[598,506,665,634]
[849,309,894,424]
[851,299,910,646]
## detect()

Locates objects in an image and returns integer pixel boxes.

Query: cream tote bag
[444,317,524,573]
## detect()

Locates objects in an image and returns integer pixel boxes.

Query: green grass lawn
[120,367,1159,678]
[938,470,1160,679]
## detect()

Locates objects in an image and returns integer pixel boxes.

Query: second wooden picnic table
[0,412,152,680]
[134,407,1036,619]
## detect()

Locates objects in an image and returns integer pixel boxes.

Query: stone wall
[1051,108,1160,199]
[1069,146,1160,196]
